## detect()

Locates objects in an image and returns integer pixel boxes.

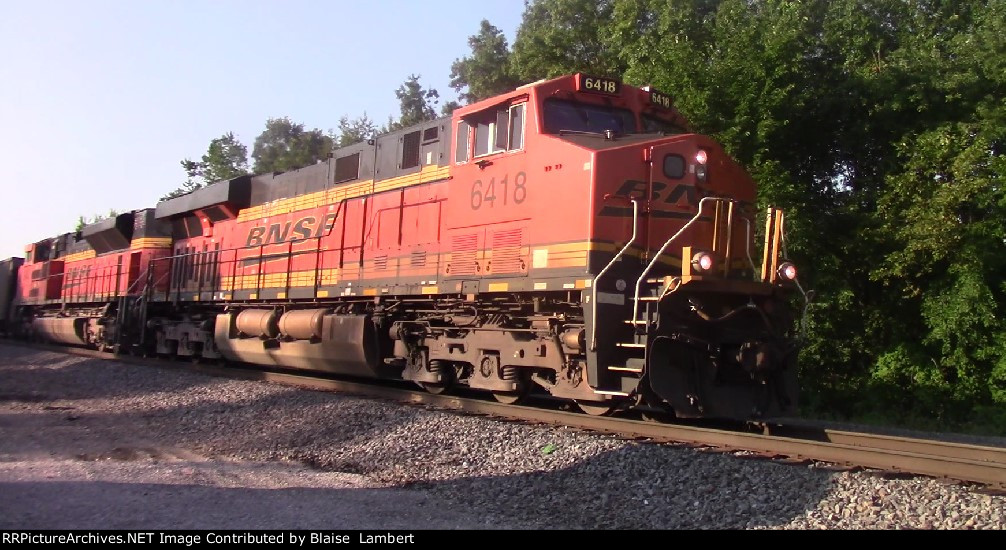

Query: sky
[0,0,524,259]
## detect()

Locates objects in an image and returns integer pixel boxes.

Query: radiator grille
[490,228,525,274]
[450,233,479,276]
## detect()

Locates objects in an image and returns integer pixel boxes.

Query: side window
[468,102,528,158]
[474,121,491,157]
[508,104,525,151]
[455,121,470,163]
[494,109,509,152]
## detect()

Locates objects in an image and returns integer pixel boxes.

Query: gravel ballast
[0,344,1002,530]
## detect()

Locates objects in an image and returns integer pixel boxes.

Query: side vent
[335,153,360,183]
[374,255,388,271]
[490,228,526,275]
[410,250,427,268]
[401,131,421,169]
[450,233,479,276]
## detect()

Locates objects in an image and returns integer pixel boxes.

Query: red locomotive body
[7,74,805,420]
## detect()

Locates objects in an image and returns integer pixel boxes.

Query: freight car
[4,74,806,419]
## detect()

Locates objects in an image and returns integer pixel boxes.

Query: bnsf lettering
[613,179,697,206]
[291,217,314,240]
[245,213,338,247]
[266,222,291,244]
[599,180,698,218]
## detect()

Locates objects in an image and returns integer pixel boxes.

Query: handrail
[149,198,349,298]
[743,217,758,276]
[125,266,149,294]
[631,196,724,325]
[25,197,354,305]
[590,198,638,351]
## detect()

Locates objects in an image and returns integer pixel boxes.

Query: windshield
[543,98,637,135]
[642,114,688,135]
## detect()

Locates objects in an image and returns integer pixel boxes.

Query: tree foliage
[441,100,462,116]
[74,210,118,232]
[164,132,249,200]
[450,20,521,103]
[511,0,624,81]
[389,74,440,131]
[252,118,333,174]
[337,113,378,147]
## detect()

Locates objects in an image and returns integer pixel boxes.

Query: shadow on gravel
[0,446,835,530]
[403,446,835,529]
[0,479,496,530]
[0,343,836,529]
[0,345,213,402]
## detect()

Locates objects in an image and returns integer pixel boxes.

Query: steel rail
[13,342,1006,489]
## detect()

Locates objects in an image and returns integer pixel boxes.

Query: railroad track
[13,341,1006,491]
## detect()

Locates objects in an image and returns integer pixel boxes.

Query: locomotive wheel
[417,359,454,394]
[491,379,530,405]
[576,400,615,416]
[419,381,453,395]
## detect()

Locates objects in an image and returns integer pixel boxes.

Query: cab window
[462,103,526,159]
[543,98,636,135]
[455,121,470,163]
[642,114,687,135]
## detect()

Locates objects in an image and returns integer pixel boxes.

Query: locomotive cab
[452,73,806,418]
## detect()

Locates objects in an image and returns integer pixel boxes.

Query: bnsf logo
[600,180,698,218]
[245,213,338,247]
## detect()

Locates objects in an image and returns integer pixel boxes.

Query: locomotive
[1,74,806,419]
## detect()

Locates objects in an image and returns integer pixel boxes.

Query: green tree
[201,132,249,182]
[163,132,250,200]
[511,0,624,81]
[450,20,520,103]
[591,0,1006,427]
[336,113,377,147]
[252,118,333,174]
[865,0,1006,418]
[390,74,440,130]
[74,209,118,232]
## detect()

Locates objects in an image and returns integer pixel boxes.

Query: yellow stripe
[236,164,450,223]
[172,239,690,297]
[63,250,97,262]
[131,237,172,249]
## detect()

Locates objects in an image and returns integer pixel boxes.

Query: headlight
[694,149,709,182]
[778,262,797,281]
[691,251,714,273]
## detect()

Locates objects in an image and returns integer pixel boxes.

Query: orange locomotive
[8,74,806,419]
